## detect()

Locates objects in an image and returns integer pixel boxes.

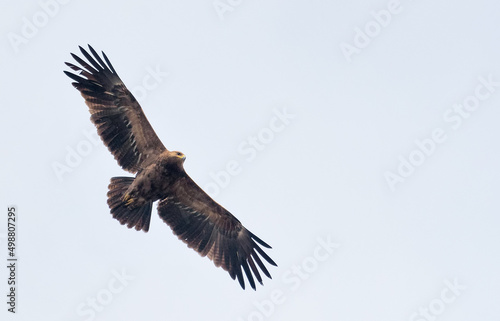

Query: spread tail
[107,177,152,232]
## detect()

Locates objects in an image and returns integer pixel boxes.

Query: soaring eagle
[64,45,276,290]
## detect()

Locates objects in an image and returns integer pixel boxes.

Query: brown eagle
[64,45,276,290]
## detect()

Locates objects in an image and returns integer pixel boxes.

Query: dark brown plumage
[64,45,276,290]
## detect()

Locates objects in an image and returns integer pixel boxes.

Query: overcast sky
[2,0,500,320]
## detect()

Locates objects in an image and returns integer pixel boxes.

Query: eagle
[64,45,276,290]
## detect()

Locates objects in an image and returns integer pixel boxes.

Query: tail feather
[107,177,152,232]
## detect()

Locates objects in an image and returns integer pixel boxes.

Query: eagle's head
[161,150,186,169]
[172,151,186,162]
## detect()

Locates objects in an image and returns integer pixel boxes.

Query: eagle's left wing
[157,175,276,290]
[64,45,167,173]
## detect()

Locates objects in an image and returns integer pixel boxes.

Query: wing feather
[157,176,276,290]
[64,45,166,173]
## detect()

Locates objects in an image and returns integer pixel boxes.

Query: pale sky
[2,1,500,320]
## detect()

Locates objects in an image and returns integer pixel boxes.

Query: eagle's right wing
[64,45,166,173]
[157,175,277,290]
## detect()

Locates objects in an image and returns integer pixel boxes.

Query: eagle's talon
[123,194,134,206]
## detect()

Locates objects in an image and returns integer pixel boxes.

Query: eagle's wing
[64,45,166,173]
[157,176,276,290]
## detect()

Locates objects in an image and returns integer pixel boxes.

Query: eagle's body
[124,151,185,207]
[64,45,276,290]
